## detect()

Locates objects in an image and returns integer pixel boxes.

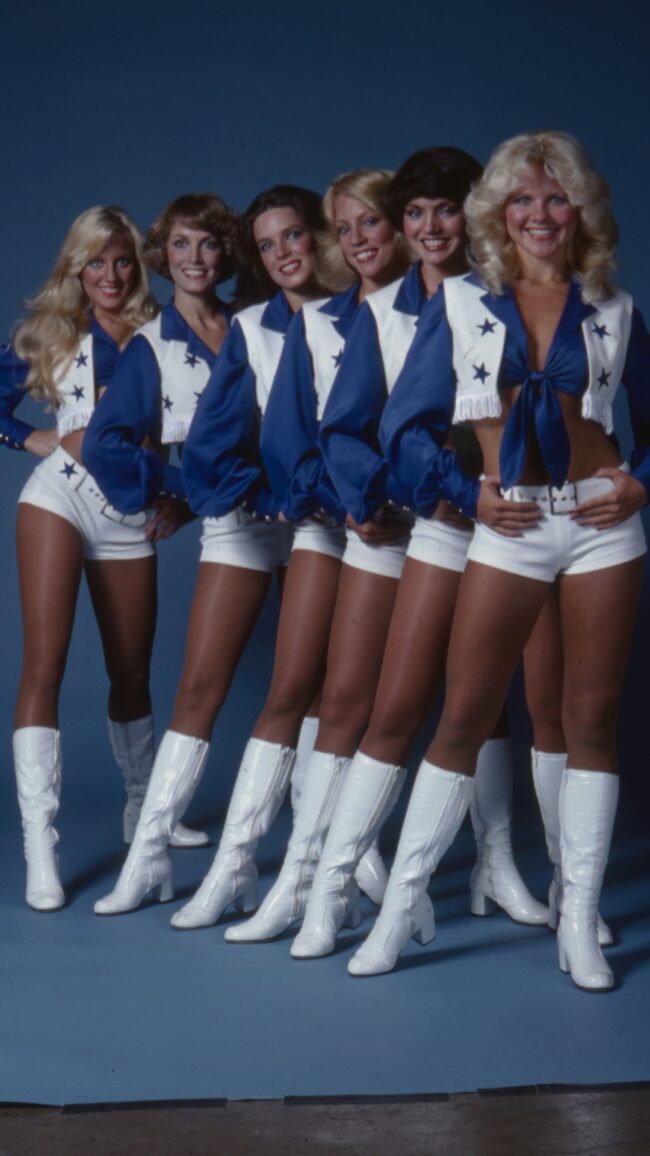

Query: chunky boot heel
[348,893,435,976]
[470,889,497,917]
[234,886,258,915]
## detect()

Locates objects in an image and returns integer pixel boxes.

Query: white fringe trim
[581,394,613,434]
[453,393,502,424]
[162,420,191,445]
[57,411,93,437]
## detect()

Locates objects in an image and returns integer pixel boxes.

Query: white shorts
[342,526,409,580]
[291,518,347,560]
[467,477,647,582]
[18,447,155,561]
[200,509,293,572]
[407,515,474,574]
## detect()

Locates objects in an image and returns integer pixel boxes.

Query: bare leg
[171,561,273,740]
[523,586,565,753]
[84,555,157,722]
[428,562,552,775]
[315,563,401,757]
[252,550,341,747]
[15,505,84,728]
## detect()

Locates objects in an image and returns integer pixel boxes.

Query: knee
[21,651,66,698]
[318,680,373,745]
[259,681,314,731]
[562,692,619,752]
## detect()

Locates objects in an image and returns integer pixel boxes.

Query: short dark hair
[383,147,484,230]
[233,185,325,307]
[144,192,238,282]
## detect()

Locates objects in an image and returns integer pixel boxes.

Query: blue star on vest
[598,369,611,389]
[185,352,199,368]
[163,395,173,410]
[72,385,85,401]
[332,348,344,368]
[75,351,89,367]
[61,462,77,479]
[473,362,490,384]
[478,318,497,335]
[592,322,610,339]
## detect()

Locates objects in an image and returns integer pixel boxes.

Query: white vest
[443,275,633,434]
[138,316,213,444]
[53,333,96,436]
[365,277,420,392]
[301,297,350,421]
[235,304,287,415]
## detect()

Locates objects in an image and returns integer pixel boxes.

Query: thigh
[429,561,551,770]
[254,550,342,744]
[172,561,273,738]
[15,504,84,726]
[558,557,644,768]
[363,558,463,765]
[316,563,400,755]
[522,583,566,752]
[84,555,157,701]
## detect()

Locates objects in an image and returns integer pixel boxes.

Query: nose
[530,198,551,221]
[103,261,118,282]
[275,235,290,260]
[349,221,365,246]
[422,209,439,234]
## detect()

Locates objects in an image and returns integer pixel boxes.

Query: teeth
[354,250,377,263]
[184,269,207,277]
[422,238,448,250]
[280,261,300,274]
[528,228,555,238]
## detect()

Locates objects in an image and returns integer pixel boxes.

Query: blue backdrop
[1,0,649,846]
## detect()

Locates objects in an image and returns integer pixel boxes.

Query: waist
[501,469,628,514]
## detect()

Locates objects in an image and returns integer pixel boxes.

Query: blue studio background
[0,0,649,1106]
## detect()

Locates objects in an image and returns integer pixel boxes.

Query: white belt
[501,478,611,515]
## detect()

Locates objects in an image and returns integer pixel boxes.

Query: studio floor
[1,794,649,1110]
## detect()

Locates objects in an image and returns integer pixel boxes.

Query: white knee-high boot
[290,716,319,814]
[531,748,613,946]
[94,731,210,915]
[108,716,209,848]
[13,727,64,911]
[171,738,295,930]
[557,769,618,992]
[347,762,473,977]
[290,752,406,959]
[222,750,350,942]
[469,739,548,924]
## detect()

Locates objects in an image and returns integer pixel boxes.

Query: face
[402,197,467,272]
[504,164,577,270]
[334,193,397,282]
[166,221,223,294]
[81,235,136,314]
[253,206,318,292]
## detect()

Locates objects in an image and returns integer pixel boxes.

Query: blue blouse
[183,291,292,520]
[380,277,650,519]
[319,263,426,525]
[0,315,119,451]
[259,284,361,523]
[82,301,228,514]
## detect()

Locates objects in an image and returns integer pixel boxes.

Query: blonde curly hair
[465,131,618,302]
[15,206,156,406]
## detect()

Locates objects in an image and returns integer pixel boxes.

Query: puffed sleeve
[82,335,182,513]
[183,321,275,519]
[0,344,35,450]
[319,304,395,524]
[260,312,345,522]
[379,292,481,519]
[623,307,650,501]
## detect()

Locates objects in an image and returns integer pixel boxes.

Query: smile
[279,261,300,275]
[353,249,378,264]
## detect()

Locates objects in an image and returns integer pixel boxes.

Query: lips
[279,260,301,275]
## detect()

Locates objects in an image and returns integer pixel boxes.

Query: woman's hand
[23,429,59,458]
[477,476,541,538]
[345,511,409,545]
[572,468,647,529]
[145,496,195,542]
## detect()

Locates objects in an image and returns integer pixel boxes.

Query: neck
[283,280,324,313]
[173,288,221,330]
[516,253,571,286]
[421,256,469,299]
[91,307,130,344]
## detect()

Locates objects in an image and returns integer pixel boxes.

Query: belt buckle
[549,483,577,515]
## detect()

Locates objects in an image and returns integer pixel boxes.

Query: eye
[203,238,220,250]
[287,228,304,241]
[87,258,104,269]
[549,194,569,206]
[405,205,422,220]
[258,240,272,253]
[337,224,349,236]
[172,236,188,248]
[439,203,460,218]
[510,194,532,207]
[363,215,380,228]
[117,256,133,268]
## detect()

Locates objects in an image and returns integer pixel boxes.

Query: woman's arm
[379,293,481,519]
[82,335,182,514]
[0,344,41,452]
[183,321,275,519]
[260,311,345,523]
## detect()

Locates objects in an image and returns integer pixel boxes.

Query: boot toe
[28,887,64,912]
[291,930,333,959]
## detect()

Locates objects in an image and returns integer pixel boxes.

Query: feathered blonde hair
[318,169,412,292]
[15,206,156,405]
[465,131,618,302]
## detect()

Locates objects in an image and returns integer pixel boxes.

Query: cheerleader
[172,170,410,932]
[227,150,483,949]
[0,206,175,910]
[92,186,329,915]
[348,132,648,989]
